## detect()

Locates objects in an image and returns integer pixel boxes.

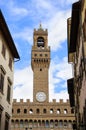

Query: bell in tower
[37,37,44,47]
[31,24,50,103]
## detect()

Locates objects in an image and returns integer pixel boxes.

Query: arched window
[57,109,61,114]
[17,108,20,114]
[11,120,14,128]
[54,120,58,128]
[58,120,63,128]
[20,120,23,128]
[29,120,33,128]
[64,109,68,114]
[42,120,45,127]
[36,108,40,114]
[34,120,37,127]
[24,109,27,114]
[68,120,72,128]
[43,108,47,113]
[45,120,49,128]
[50,109,54,114]
[24,120,28,128]
[37,37,44,47]
[64,120,67,128]
[29,109,33,114]
[50,120,54,128]
[15,120,19,128]
[38,120,41,127]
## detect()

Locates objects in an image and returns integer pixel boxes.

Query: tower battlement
[34,29,48,35]
[34,24,48,34]
[13,98,69,104]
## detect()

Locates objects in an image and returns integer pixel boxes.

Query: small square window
[45,54,48,57]
[34,54,37,56]
[40,54,42,56]
[40,68,42,71]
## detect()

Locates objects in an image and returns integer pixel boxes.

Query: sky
[0,0,77,102]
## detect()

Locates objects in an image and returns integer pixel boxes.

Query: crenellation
[12,99,70,105]
[34,28,48,32]
[66,99,69,103]
[13,99,31,103]
[52,99,56,102]
[34,28,48,35]
[20,99,23,103]
[60,99,63,103]
[26,99,30,103]
[13,99,17,103]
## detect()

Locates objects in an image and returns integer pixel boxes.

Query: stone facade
[0,10,19,130]
[67,0,86,129]
[11,25,75,130]
[11,99,75,130]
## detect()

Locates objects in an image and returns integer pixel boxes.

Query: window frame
[0,65,6,94]
[1,43,6,59]
[7,78,12,103]
[9,57,13,70]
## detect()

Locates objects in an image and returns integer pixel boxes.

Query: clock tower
[12,24,75,130]
[31,24,50,103]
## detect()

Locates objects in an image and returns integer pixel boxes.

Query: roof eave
[0,10,20,59]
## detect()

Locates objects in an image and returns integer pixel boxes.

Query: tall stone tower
[31,24,50,103]
[11,25,75,130]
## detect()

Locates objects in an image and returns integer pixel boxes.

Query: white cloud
[50,57,73,80]
[12,9,71,51]
[55,57,73,80]
[13,66,33,101]
[2,0,75,52]
[14,28,33,44]
[65,0,78,4]
[12,7,28,16]
[49,89,69,102]
[47,10,71,50]
[49,56,72,101]
[51,0,78,7]
[7,1,29,18]
[34,0,52,10]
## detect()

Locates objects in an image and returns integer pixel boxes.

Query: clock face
[36,92,46,102]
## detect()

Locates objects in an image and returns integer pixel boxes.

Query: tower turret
[31,25,50,103]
